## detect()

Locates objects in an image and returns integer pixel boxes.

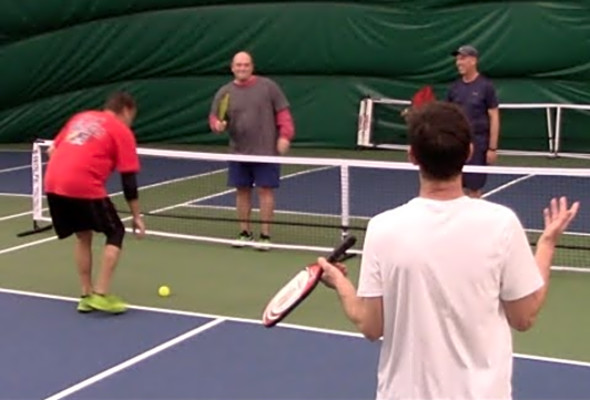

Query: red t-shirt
[44,110,140,199]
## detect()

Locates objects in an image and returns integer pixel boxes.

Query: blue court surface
[1,289,590,400]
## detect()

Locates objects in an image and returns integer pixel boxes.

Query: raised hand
[541,197,579,243]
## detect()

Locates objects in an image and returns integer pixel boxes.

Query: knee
[257,187,274,196]
[105,222,125,248]
[75,231,93,245]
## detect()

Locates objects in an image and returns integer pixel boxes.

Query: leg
[46,193,94,313]
[86,198,127,314]
[74,230,93,296]
[257,187,275,237]
[93,243,122,296]
[462,146,487,198]
[228,161,255,245]
[236,187,252,234]
[252,163,280,250]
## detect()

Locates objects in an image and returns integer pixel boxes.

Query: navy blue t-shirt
[446,75,498,147]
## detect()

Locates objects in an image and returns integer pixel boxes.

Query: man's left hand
[487,149,498,165]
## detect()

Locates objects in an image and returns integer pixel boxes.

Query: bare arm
[488,108,500,150]
[501,236,555,331]
[502,197,578,331]
[318,258,384,341]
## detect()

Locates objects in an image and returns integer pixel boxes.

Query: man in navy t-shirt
[446,45,500,198]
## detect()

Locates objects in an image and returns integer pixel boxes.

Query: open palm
[542,197,580,242]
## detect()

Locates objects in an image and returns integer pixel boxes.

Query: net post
[340,164,350,240]
[545,106,555,155]
[356,97,374,148]
[554,105,562,157]
[365,98,374,147]
[32,140,43,224]
[357,98,367,147]
[16,140,54,237]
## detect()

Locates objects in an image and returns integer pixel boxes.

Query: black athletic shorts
[46,193,123,239]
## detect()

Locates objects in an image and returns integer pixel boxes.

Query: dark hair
[103,91,136,113]
[407,101,472,180]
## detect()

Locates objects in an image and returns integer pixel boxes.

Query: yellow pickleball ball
[158,285,171,297]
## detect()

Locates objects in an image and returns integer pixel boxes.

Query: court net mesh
[24,139,590,272]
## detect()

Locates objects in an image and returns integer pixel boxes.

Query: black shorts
[46,193,124,239]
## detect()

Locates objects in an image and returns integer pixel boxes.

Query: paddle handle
[326,235,357,263]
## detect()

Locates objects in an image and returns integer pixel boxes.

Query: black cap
[451,45,479,57]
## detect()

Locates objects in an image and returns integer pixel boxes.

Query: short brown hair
[407,101,472,180]
[103,91,136,113]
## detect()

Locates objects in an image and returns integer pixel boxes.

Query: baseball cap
[451,45,479,57]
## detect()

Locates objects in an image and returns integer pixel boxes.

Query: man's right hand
[213,120,227,133]
[132,215,146,239]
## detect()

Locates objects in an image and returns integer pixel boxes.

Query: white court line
[149,165,335,215]
[43,318,225,400]
[482,175,590,238]
[183,203,371,221]
[0,168,230,223]
[0,236,58,255]
[0,163,43,174]
[0,192,32,198]
[482,174,536,199]
[0,168,229,255]
[110,167,227,198]
[526,228,590,238]
[0,287,589,369]
[0,149,30,153]
[0,210,35,222]
[0,164,226,200]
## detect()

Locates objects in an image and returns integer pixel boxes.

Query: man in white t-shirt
[318,101,579,400]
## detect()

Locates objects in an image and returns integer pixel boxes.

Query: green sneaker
[86,294,127,314]
[232,230,254,248]
[77,296,94,313]
[255,234,271,251]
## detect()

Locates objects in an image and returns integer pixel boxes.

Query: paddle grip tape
[326,236,357,263]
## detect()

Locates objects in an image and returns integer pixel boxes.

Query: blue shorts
[227,161,280,188]
[462,146,487,190]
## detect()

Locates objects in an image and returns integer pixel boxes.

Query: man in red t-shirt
[44,91,145,314]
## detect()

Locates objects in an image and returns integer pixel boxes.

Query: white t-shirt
[357,196,544,400]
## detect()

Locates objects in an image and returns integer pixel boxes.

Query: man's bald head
[233,51,253,64]
[231,51,254,82]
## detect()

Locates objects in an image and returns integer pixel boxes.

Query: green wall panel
[1,1,590,151]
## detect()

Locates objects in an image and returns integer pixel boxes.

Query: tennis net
[357,97,590,158]
[24,139,590,272]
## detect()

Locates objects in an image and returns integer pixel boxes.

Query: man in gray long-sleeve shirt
[209,51,295,250]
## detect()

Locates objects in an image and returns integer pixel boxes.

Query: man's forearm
[127,198,141,219]
[489,111,500,149]
[532,236,556,309]
[333,277,366,329]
